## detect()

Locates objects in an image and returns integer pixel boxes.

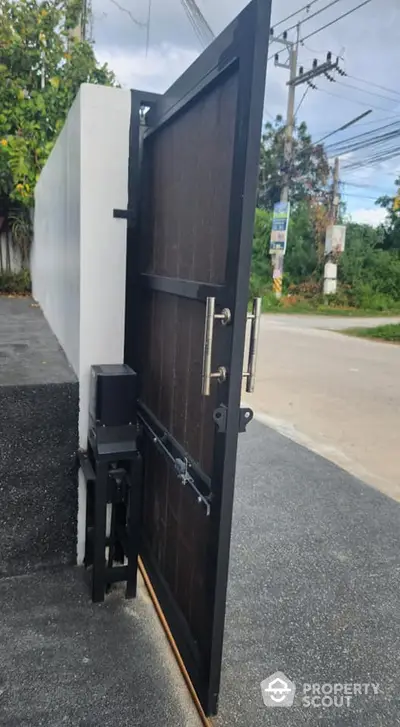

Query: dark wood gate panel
[124,0,271,716]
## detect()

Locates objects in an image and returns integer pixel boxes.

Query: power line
[301,40,344,58]
[179,0,214,47]
[341,191,381,200]
[332,130,400,158]
[279,0,346,36]
[269,0,347,60]
[145,0,152,56]
[301,0,373,43]
[346,74,400,101]
[344,167,400,178]
[314,109,372,144]
[294,86,310,116]
[335,79,400,105]
[342,146,400,171]
[313,114,400,136]
[273,0,322,29]
[341,180,395,191]
[326,120,400,150]
[314,85,393,113]
[180,0,207,46]
[108,0,145,27]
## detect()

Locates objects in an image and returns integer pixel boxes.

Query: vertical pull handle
[201,297,231,396]
[246,297,262,393]
[202,297,215,396]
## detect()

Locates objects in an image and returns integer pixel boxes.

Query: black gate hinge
[113,208,137,223]
[213,405,253,434]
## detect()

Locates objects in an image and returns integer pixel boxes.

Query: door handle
[201,297,231,396]
[244,297,262,393]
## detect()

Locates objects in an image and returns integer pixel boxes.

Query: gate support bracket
[239,407,253,432]
[113,208,137,223]
[213,405,253,434]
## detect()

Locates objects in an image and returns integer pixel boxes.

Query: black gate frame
[124,0,271,715]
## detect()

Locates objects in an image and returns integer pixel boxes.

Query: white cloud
[349,207,388,227]
[91,0,400,213]
[96,44,197,93]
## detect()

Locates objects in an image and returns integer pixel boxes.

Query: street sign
[325,224,346,255]
[270,202,290,254]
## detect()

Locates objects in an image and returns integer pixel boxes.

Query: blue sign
[270,202,290,254]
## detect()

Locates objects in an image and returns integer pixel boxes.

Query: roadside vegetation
[251,117,400,315]
[0,0,115,293]
[0,9,399,310]
[342,323,400,343]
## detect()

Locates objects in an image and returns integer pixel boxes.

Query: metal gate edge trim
[206,0,272,713]
[138,556,212,727]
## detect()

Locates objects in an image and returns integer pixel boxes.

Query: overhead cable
[279,0,346,37]
[300,0,373,43]
[273,0,322,29]
[314,109,372,145]
[346,74,400,101]
[335,80,400,105]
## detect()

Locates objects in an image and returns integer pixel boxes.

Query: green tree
[257,116,330,211]
[250,203,320,297]
[250,208,272,297]
[339,222,400,308]
[376,177,400,250]
[0,0,115,212]
[285,202,318,284]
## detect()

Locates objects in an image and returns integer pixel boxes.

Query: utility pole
[270,26,299,297]
[81,0,87,40]
[269,27,344,298]
[331,157,340,224]
[323,156,344,295]
[281,25,300,206]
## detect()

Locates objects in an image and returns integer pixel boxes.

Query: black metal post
[92,462,108,603]
[126,451,143,598]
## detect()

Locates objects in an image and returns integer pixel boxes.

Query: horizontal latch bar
[137,404,211,516]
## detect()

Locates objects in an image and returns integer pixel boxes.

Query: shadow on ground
[0,569,200,727]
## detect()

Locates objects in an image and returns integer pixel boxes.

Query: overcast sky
[92,0,400,225]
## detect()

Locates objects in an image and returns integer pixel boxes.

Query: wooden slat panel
[138,67,239,695]
[140,291,218,476]
[143,73,238,285]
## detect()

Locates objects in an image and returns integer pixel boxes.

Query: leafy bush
[250,208,272,297]
[261,292,281,311]
[251,206,400,311]
[0,269,31,294]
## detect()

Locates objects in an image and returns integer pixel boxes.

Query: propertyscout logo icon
[261,672,296,707]
[261,673,380,709]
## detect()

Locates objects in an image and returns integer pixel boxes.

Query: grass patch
[342,323,400,343]
[259,293,400,317]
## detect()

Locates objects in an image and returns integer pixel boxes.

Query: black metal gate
[124,0,271,715]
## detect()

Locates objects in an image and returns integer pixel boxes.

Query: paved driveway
[217,420,400,727]
[245,315,400,501]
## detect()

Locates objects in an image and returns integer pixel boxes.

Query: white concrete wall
[32,93,81,376]
[32,84,131,562]
[78,84,131,448]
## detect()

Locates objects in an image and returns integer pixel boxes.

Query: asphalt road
[245,314,400,501]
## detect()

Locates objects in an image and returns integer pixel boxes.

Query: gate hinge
[213,405,253,434]
[113,208,137,223]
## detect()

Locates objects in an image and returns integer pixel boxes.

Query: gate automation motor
[78,364,142,603]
